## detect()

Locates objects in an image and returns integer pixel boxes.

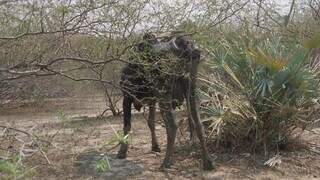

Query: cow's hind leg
[148,102,161,152]
[186,100,196,145]
[159,99,177,169]
[187,90,215,170]
[117,95,132,159]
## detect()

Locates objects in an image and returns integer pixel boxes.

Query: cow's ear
[174,37,188,49]
[143,32,155,40]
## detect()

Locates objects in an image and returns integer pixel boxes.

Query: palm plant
[199,29,320,152]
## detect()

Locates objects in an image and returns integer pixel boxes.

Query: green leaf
[95,157,110,172]
[222,63,245,90]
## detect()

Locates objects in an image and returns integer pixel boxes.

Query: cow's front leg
[147,102,161,152]
[159,99,177,169]
[117,95,132,159]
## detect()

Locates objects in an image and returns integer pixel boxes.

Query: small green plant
[95,157,111,173]
[106,131,130,145]
[100,126,130,149]
[56,110,70,126]
[93,126,130,172]
[0,160,20,178]
[0,157,37,179]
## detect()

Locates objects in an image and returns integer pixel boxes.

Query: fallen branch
[0,125,31,136]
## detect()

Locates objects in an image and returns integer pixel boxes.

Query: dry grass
[0,96,320,179]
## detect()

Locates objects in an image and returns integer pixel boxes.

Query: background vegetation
[1,0,320,178]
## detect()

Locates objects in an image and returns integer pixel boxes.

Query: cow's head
[151,34,201,63]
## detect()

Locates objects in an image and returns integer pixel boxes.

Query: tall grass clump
[199,30,320,152]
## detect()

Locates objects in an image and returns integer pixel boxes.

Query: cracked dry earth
[1,96,320,179]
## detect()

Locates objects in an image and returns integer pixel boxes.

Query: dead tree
[117,32,214,170]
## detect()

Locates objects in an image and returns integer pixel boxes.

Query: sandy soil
[0,96,320,180]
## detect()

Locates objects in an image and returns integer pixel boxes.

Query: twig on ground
[39,148,51,165]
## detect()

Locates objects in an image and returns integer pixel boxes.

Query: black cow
[117,33,214,170]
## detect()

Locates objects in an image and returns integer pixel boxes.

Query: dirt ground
[1,96,320,180]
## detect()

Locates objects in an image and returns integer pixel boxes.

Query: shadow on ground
[75,151,143,180]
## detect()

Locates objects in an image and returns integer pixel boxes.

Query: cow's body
[117,33,214,170]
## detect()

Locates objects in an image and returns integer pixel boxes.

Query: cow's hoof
[116,153,127,159]
[160,163,171,171]
[160,159,172,170]
[203,159,215,170]
[152,146,161,152]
